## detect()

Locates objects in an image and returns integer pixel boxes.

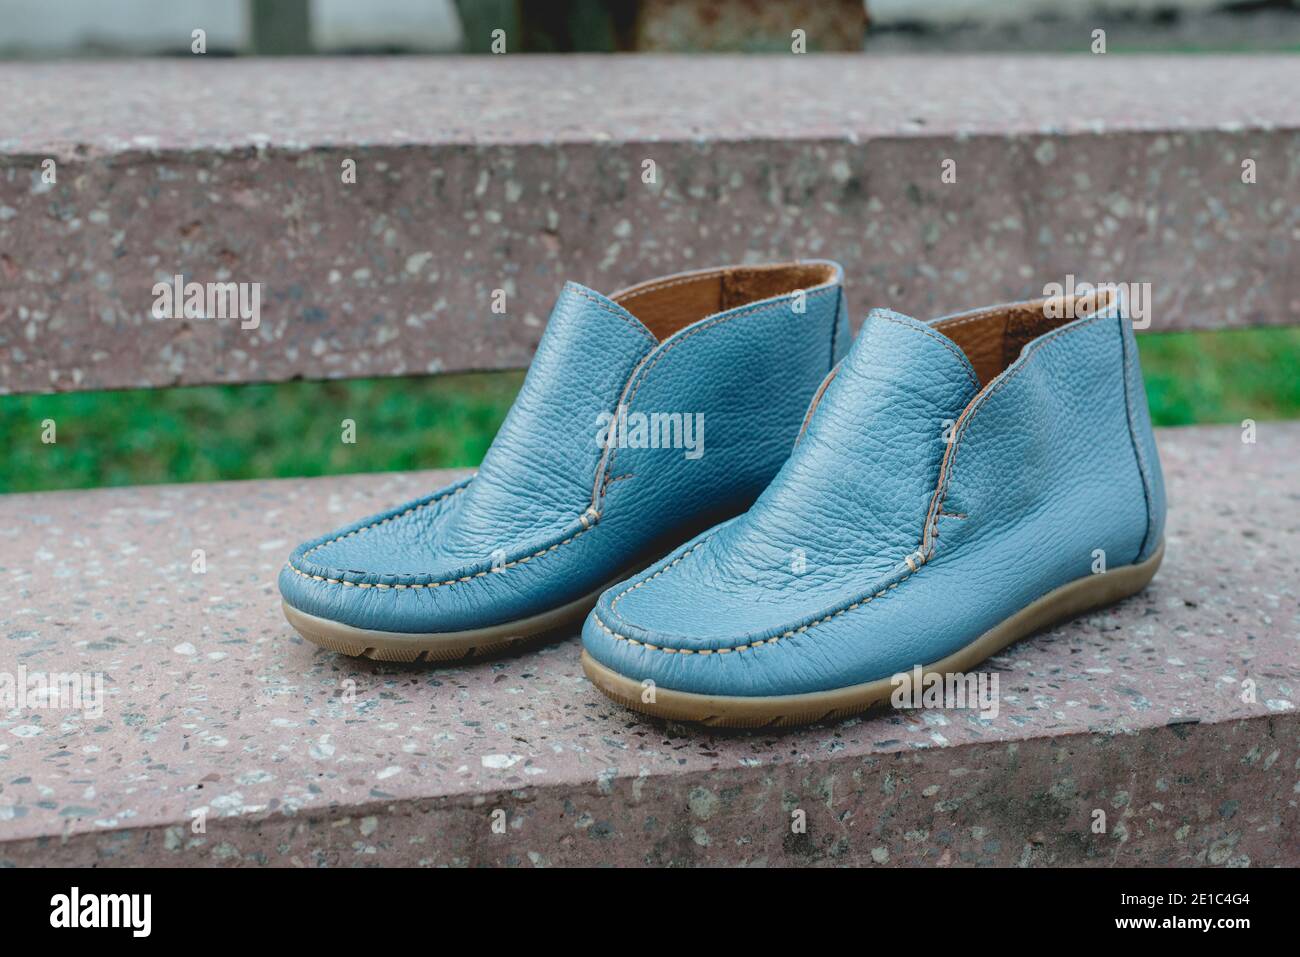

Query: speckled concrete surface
[2,56,1297,394]
[0,423,1296,866]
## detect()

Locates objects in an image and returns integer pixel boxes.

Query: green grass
[0,371,524,494]
[1135,326,1300,427]
[1,327,1297,494]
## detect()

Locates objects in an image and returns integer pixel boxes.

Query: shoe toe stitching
[594,566,919,657]
[286,481,598,591]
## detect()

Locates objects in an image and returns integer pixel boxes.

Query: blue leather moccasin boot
[280,261,848,660]
[582,288,1165,726]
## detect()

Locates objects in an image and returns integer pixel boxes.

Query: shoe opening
[932,286,1119,387]
[611,262,838,342]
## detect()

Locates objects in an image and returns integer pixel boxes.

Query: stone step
[2,55,1298,395]
[0,422,1296,866]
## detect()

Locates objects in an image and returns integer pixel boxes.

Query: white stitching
[566,285,659,347]
[871,313,980,393]
[593,571,915,655]
[600,531,924,654]
[288,522,597,590]
[921,310,1117,554]
[608,538,710,610]
[300,483,468,562]
[614,270,726,302]
[597,284,839,506]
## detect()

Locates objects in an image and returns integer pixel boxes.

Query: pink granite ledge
[0,422,1296,865]
[2,56,1298,396]
[3,56,1300,154]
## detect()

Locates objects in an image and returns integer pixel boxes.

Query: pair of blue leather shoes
[280,261,1165,727]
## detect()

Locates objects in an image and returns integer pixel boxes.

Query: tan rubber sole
[284,577,613,662]
[582,539,1165,728]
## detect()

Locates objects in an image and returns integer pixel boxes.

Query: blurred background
[1,0,1298,492]
[4,0,1300,55]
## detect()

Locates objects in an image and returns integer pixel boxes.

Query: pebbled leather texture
[279,261,846,633]
[582,295,1167,697]
[1119,310,1167,561]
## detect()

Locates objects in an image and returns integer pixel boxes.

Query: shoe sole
[581,538,1165,728]
[283,577,613,662]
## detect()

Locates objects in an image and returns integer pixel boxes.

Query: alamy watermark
[1042,274,1151,330]
[151,275,261,330]
[890,665,999,719]
[50,887,150,937]
[1,666,104,719]
[596,405,704,460]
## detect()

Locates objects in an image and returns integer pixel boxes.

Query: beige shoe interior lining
[612,262,838,342]
[933,287,1117,387]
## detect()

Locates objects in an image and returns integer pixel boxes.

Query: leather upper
[582,293,1167,697]
[279,261,848,633]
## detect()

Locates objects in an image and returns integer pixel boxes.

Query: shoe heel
[1034,537,1165,633]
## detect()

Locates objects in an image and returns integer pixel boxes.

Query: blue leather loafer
[582,288,1165,726]
[280,261,848,660]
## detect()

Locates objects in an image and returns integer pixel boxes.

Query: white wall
[0,0,462,54]
[312,0,461,51]
[869,0,1222,25]
[0,0,247,52]
[0,0,1254,54]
